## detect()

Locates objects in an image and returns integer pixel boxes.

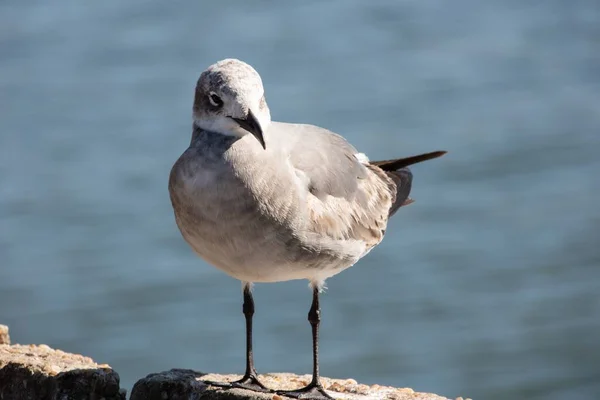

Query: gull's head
[193,59,271,149]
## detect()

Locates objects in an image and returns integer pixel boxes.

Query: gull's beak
[231,109,266,149]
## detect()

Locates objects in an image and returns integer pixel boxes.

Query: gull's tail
[371,151,447,216]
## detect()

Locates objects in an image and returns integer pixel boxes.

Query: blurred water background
[1,1,599,399]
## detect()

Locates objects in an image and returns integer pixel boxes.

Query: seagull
[168,58,446,399]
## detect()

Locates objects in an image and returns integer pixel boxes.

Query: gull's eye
[208,92,223,108]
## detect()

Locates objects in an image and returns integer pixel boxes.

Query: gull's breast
[169,144,362,283]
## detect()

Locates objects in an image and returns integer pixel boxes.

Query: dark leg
[207,283,271,392]
[231,283,270,391]
[277,285,334,399]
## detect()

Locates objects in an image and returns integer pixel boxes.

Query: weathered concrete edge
[0,325,466,400]
[0,324,10,345]
[130,369,457,400]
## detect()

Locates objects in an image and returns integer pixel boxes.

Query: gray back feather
[269,122,368,200]
[268,121,393,253]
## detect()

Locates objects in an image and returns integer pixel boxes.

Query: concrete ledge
[0,324,9,345]
[0,326,125,400]
[1,325,463,400]
[130,369,452,400]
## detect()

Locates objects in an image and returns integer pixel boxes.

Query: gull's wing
[371,151,446,215]
[269,122,446,254]
[270,122,369,200]
[270,122,395,252]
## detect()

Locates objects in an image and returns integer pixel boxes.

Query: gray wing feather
[272,122,368,200]
[270,122,393,253]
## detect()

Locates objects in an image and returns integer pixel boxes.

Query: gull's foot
[277,383,335,400]
[203,380,233,389]
[204,374,273,393]
[231,373,273,393]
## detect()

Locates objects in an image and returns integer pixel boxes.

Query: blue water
[1,1,599,399]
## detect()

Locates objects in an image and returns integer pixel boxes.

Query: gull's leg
[278,284,334,400]
[207,283,271,393]
[231,282,270,391]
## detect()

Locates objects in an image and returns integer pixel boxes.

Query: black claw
[232,373,273,393]
[277,384,335,399]
[204,374,273,393]
[203,380,233,389]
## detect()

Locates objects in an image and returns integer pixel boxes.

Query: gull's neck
[192,112,272,144]
[194,117,246,138]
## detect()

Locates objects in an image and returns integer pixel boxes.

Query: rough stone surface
[0,325,9,345]
[0,326,460,400]
[0,342,125,400]
[131,369,454,400]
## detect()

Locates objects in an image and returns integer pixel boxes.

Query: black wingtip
[371,150,448,171]
[402,198,415,206]
[405,150,448,163]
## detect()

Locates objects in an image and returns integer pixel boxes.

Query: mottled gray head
[193,59,271,149]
